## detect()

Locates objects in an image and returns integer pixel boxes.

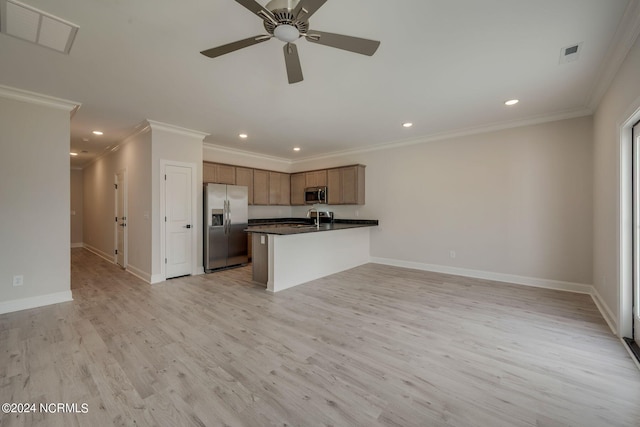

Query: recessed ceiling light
[82,138,89,142]
[504,99,519,106]
[70,152,78,156]
[92,130,103,135]
[402,122,413,128]
[293,147,301,152]
[239,133,248,139]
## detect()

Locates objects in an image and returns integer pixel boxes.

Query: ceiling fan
[200,0,381,84]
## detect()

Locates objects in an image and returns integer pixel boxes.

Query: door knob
[184,224,192,229]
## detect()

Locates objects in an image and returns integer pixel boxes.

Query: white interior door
[165,164,193,279]
[115,170,126,268]
[634,121,640,343]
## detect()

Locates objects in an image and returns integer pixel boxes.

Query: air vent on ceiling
[0,0,79,54]
[559,42,582,64]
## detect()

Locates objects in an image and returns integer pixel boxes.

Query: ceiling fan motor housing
[263,0,309,37]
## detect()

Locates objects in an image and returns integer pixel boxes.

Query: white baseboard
[126,264,152,284]
[83,244,115,264]
[0,291,73,315]
[150,274,165,284]
[70,242,83,249]
[590,287,618,335]
[369,257,626,336]
[370,257,594,294]
[195,266,205,275]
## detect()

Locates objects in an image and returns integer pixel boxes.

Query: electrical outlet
[12,275,23,287]
[449,250,456,259]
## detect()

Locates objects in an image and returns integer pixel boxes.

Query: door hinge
[164,174,167,180]
[115,216,118,222]
[115,249,118,255]
[114,184,118,189]
[164,258,167,264]
[165,216,167,222]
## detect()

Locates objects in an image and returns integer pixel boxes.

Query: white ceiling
[0,0,635,168]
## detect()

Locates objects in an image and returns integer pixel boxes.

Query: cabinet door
[269,172,290,205]
[279,173,290,205]
[306,170,327,187]
[341,166,358,204]
[327,165,365,205]
[236,167,254,205]
[203,163,217,183]
[216,164,236,184]
[290,173,305,205]
[327,169,341,205]
[253,170,269,205]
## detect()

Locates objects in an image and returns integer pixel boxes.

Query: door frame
[619,101,640,339]
[160,160,198,281]
[114,169,128,268]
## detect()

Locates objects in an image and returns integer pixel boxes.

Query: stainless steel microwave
[304,186,327,204]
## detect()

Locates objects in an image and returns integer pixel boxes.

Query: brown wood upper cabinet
[203,162,236,185]
[290,170,329,205]
[253,170,270,205]
[305,170,327,187]
[290,173,306,206]
[327,165,366,205]
[235,167,254,205]
[269,172,291,205]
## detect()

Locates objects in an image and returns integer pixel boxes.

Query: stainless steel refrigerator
[204,183,249,272]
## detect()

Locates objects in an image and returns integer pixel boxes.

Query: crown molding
[292,107,593,164]
[147,119,209,140]
[588,0,640,110]
[82,121,151,170]
[0,84,80,112]
[203,142,293,166]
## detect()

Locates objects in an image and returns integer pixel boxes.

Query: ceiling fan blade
[200,35,271,58]
[292,0,327,20]
[283,43,303,84]
[305,30,380,56]
[235,0,278,25]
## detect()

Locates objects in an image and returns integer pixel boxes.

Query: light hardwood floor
[1,248,639,426]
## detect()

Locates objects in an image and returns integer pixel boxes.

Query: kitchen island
[246,219,378,292]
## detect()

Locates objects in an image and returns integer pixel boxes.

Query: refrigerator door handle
[225,200,230,234]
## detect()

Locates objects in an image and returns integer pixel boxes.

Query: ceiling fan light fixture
[274,24,300,42]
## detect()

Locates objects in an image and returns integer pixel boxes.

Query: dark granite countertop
[246,218,378,235]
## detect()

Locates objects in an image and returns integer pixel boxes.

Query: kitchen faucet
[307,207,320,229]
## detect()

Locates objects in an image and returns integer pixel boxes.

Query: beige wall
[0,93,73,311]
[83,127,153,279]
[593,35,640,334]
[293,116,594,286]
[70,168,83,246]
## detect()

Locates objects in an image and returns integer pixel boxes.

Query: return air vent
[559,42,582,64]
[0,0,79,54]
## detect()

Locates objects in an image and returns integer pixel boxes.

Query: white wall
[293,116,594,287]
[149,121,206,280]
[0,90,75,313]
[593,35,640,334]
[70,168,83,246]
[83,126,153,279]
